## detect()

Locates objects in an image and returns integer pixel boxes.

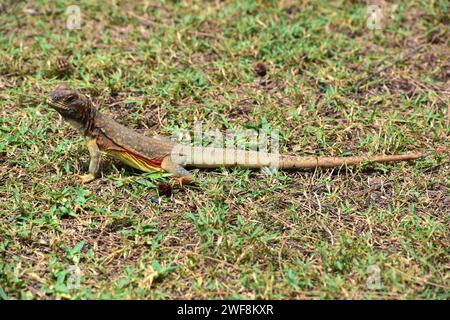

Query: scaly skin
[47,86,423,183]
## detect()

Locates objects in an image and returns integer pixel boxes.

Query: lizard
[46,86,424,184]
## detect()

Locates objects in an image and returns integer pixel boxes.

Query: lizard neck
[80,100,98,136]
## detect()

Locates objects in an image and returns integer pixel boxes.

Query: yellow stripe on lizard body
[95,133,164,173]
[106,149,163,173]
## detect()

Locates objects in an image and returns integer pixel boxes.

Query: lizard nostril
[50,91,60,101]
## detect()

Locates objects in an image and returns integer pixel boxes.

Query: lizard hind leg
[161,156,193,184]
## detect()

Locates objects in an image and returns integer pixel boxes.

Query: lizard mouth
[46,96,54,105]
[47,96,67,110]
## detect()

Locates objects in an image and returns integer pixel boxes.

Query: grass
[0,0,449,299]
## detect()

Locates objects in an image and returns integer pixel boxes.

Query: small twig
[322,224,334,246]
[423,160,449,173]
[355,45,424,94]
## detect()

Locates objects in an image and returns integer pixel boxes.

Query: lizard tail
[177,146,423,169]
[278,153,424,169]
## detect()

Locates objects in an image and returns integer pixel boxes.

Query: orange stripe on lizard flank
[107,147,163,172]
[133,152,163,168]
[96,135,104,148]
[96,135,120,152]
[95,134,163,172]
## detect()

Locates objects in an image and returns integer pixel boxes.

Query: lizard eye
[65,95,76,103]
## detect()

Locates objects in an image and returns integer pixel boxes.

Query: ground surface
[0,0,449,299]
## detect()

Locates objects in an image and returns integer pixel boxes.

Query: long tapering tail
[174,145,423,169]
[278,153,424,169]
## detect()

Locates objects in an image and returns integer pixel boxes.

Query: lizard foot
[173,176,193,185]
[75,173,96,184]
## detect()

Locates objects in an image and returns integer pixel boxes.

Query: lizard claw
[75,173,96,184]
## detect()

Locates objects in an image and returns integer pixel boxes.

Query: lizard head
[47,86,93,127]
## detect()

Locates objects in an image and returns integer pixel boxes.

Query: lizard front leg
[77,137,101,183]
